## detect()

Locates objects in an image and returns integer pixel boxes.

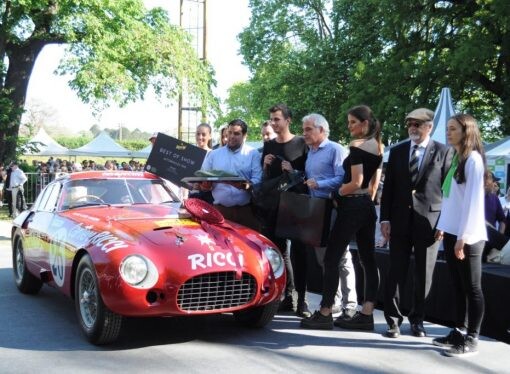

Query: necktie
[409,145,419,187]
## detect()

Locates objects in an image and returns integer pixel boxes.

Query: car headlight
[264,247,284,278]
[120,255,158,288]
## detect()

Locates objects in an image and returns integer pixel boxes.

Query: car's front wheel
[12,236,42,294]
[75,255,122,345]
[234,299,280,328]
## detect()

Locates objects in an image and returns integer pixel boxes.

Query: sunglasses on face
[406,120,426,128]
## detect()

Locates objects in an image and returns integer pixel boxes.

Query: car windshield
[59,178,178,210]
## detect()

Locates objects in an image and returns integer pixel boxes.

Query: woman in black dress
[301,105,383,330]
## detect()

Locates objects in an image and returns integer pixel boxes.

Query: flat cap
[405,108,434,122]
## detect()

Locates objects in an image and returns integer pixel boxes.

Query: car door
[25,182,62,277]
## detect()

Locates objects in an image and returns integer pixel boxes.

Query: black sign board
[144,133,207,188]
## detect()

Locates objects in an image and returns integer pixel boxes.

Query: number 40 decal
[49,228,67,287]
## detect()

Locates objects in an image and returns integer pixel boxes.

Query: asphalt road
[0,219,508,374]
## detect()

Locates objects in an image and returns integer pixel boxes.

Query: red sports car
[11,171,285,344]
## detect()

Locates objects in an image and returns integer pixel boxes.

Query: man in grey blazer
[380,108,452,338]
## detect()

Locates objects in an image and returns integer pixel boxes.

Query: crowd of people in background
[0,158,147,216]
[31,157,146,176]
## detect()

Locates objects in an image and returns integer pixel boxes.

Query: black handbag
[251,171,307,221]
[275,191,333,247]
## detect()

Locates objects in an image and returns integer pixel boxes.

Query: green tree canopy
[0,0,218,163]
[234,0,510,144]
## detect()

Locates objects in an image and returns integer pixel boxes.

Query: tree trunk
[0,40,46,163]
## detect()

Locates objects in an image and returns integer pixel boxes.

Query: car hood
[62,204,268,252]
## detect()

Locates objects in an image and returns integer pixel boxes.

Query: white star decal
[195,233,215,247]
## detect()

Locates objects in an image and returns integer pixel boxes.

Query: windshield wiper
[67,202,111,210]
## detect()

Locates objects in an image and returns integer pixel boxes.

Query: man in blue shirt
[302,113,358,320]
[200,119,262,231]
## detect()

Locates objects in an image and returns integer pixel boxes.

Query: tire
[75,255,122,345]
[234,300,280,328]
[12,236,43,294]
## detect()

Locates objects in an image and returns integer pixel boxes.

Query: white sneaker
[486,248,501,263]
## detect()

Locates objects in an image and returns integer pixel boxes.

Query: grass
[0,205,11,221]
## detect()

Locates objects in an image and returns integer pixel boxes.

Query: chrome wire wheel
[78,267,98,329]
[74,255,122,345]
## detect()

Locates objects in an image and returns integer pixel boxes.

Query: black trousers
[321,195,379,308]
[384,233,439,326]
[261,204,307,300]
[4,188,12,215]
[443,233,485,338]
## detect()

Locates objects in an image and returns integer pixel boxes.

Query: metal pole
[202,0,208,123]
[178,0,184,140]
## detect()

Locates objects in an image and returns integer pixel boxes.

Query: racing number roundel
[49,227,67,287]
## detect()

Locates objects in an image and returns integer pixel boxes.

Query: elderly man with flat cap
[380,108,452,338]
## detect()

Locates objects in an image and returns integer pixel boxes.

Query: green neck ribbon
[442,153,458,198]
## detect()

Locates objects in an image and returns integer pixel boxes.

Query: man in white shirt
[9,161,28,218]
[200,119,262,231]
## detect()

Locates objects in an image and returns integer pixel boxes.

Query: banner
[145,133,207,188]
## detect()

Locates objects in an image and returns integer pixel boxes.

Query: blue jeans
[321,195,379,308]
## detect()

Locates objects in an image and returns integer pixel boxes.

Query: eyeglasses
[406,120,426,128]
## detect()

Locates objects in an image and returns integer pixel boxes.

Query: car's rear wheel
[12,236,42,294]
[75,255,122,345]
[234,299,280,328]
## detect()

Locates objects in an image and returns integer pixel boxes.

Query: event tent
[430,87,456,145]
[485,136,510,157]
[24,127,70,156]
[131,144,152,158]
[68,131,132,158]
[485,137,510,190]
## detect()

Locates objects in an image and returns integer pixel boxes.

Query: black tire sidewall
[12,237,24,287]
[12,236,42,294]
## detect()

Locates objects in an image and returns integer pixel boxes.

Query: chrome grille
[177,272,256,311]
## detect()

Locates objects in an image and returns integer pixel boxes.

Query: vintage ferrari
[11,171,285,344]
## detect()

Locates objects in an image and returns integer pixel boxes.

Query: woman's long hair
[451,114,486,184]
[347,105,383,151]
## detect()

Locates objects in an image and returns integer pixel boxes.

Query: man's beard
[409,134,421,142]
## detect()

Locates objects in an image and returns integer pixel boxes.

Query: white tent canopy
[430,87,456,145]
[25,127,70,156]
[485,136,510,157]
[69,131,132,157]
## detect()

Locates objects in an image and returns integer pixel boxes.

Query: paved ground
[0,218,509,373]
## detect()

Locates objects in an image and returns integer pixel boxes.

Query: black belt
[215,203,251,208]
[341,193,369,198]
